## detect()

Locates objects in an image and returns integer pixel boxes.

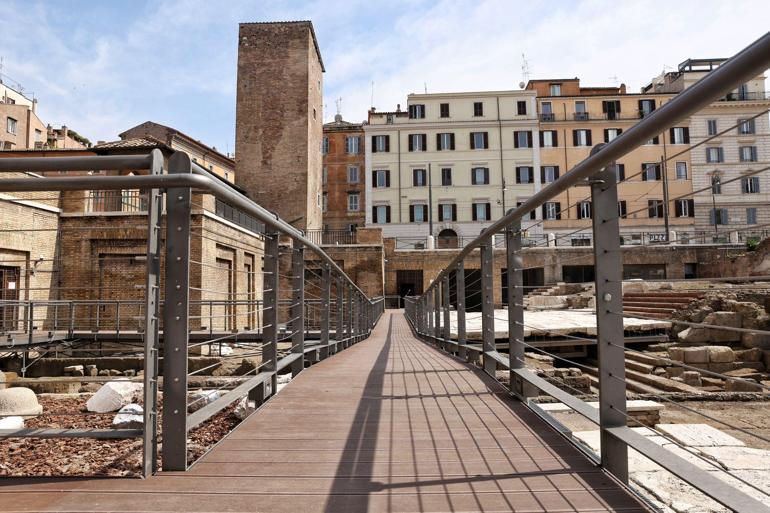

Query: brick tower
[235,21,324,231]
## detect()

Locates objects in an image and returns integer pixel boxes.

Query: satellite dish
[519,81,526,89]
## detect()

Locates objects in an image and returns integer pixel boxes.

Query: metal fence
[405,32,770,513]
[0,149,385,477]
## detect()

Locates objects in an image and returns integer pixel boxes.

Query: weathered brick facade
[322,116,365,231]
[235,21,324,231]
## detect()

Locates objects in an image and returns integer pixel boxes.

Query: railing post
[591,161,629,484]
[442,275,450,352]
[319,264,331,360]
[346,283,353,347]
[335,275,344,353]
[255,230,279,406]
[480,230,496,376]
[456,261,467,361]
[141,149,163,476]
[162,152,192,472]
[433,285,441,343]
[290,240,304,376]
[506,219,527,398]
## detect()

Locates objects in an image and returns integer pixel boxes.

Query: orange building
[322,115,365,232]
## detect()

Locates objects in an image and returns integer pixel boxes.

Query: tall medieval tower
[235,21,324,231]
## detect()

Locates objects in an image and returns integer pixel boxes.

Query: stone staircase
[523,282,590,308]
[622,291,702,320]
[584,351,703,395]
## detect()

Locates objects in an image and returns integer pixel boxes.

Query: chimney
[32,98,38,113]
[619,83,627,94]
[62,125,68,138]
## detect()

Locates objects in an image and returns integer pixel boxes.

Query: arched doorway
[437,228,458,249]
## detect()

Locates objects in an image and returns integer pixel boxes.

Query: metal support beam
[591,160,629,484]
[319,264,331,360]
[442,275,450,352]
[162,152,192,472]
[480,232,496,376]
[290,241,304,376]
[257,231,279,405]
[506,219,527,398]
[336,275,344,352]
[433,285,441,343]
[347,283,354,347]
[456,261,467,361]
[141,149,163,477]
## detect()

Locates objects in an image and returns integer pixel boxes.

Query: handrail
[422,30,770,296]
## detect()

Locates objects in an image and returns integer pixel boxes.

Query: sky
[1,0,769,154]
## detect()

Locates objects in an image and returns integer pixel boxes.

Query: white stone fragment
[187,389,222,413]
[0,387,43,416]
[0,415,24,429]
[277,374,292,385]
[112,403,143,429]
[699,446,770,470]
[656,424,745,447]
[86,381,142,413]
[234,396,256,420]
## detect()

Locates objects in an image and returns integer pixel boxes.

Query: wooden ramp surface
[1,310,648,512]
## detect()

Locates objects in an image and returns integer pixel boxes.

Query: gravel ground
[0,394,241,477]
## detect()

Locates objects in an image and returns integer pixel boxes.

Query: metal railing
[404,32,770,513]
[304,229,357,245]
[0,149,385,477]
[86,189,147,213]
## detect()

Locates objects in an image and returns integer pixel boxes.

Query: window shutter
[540,167,545,183]
[385,206,391,223]
[586,130,592,146]
[408,135,414,152]
[436,134,442,150]
[616,101,621,113]
[577,204,582,219]
[722,209,728,225]
[688,199,695,217]
[385,170,391,187]
[450,133,455,150]
[656,166,662,180]
[617,164,625,181]
[472,205,478,221]
[409,205,415,222]
[452,204,457,221]
[555,202,562,220]
[485,203,491,220]
[527,131,533,148]
[372,206,377,222]
[516,167,522,183]
[421,134,427,151]
[484,168,489,184]
[742,178,748,193]
[602,101,608,113]
[604,129,609,143]
[384,135,390,152]
[675,200,682,217]
[637,100,643,113]
[514,132,519,149]
[554,166,560,180]
[641,164,648,181]
[709,209,716,225]
[483,132,489,148]
[669,127,675,143]
[572,130,578,146]
[683,127,690,144]
[372,170,377,187]
[371,136,377,152]
[469,133,475,149]
[652,136,659,145]
[539,131,544,147]
[412,170,418,187]
[553,131,558,147]
[541,205,547,219]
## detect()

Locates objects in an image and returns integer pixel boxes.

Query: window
[747,207,758,225]
[473,102,484,116]
[675,162,688,180]
[648,199,664,218]
[471,167,489,185]
[540,130,557,147]
[738,118,756,135]
[514,131,532,148]
[675,199,695,218]
[515,166,533,184]
[711,175,722,194]
[437,132,455,150]
[707,119,718,136]
[439,203,456,222]
[642,163,661,181]
[574,101,587,120]
[604,128,622,142]
[371,135,390,152]
[573,129,592,147]
[345,136,360,154]
[470,131,488,149]
[408,133,427,151]
[408,104,425,119]
[540,101,554,121]
[638,99,656,117]
[373,169,390,188]
[409,204,428,223]
[517,100,527,115]
[742,176,760,193]
[710,208,728,226]
[543,201,561,220]
[348,193,360,212]
[6,117,17,135]
[347,166,359,184]
[645,136,660,145]
[412,168,427,187]
[739,146,758,162]
[322,193,328,212]
[577,201,592,220]
[541,165,559,183]
[571,236,591,247]
[322,136,329,154]
[618,200,627,218]
[34,129,42,142]
[706,147,724,163]
[615,164,626,182]
[549,84,561,96]
[472,202,491,221]
[516,201,537,220]
[602,100,621,120]
[670,127,690,144]
[441,167,452,186]
[373,205,391,224]
[440,103,450,118]
[322,167,328,185]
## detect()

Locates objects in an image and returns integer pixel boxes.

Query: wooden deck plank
[0,311,648,513]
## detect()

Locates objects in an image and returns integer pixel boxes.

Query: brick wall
[322,123,365,230]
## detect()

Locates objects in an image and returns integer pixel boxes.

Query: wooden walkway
[1,311,648,512]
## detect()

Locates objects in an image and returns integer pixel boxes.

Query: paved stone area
[0,311,648,512]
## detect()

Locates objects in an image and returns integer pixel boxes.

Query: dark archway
[437,228,458,249]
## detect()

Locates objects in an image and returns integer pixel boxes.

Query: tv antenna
[335,97,342,116]
[520,53,531,85]
[370,81,375,109]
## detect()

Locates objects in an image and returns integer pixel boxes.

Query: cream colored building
[643,59,770,237]
[365,90,540,247]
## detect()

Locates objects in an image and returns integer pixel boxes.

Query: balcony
[539,113,555,122]
[86,190,147,213]
[720,91,770,101]
[305,229,357,245]
[573,112,590,121]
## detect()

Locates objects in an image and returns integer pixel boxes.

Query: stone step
[623,299,693,307]
[623,306,676,315]
[583,365,661,395]
[623,301,684,310]
[623,292,701,299]
[625,351,668,367]
[625,358,655,374]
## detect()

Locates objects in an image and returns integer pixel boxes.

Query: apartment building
[1,82,46,150]
[322,114,365,231]
[643,59,770,236]
[119,121,235,183]
[365,90,540,247]
[525,78,694,246]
